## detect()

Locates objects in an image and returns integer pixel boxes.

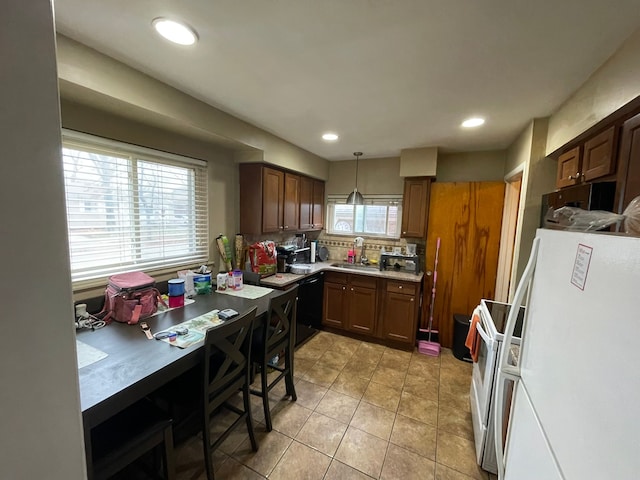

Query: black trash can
[452,314,472,362]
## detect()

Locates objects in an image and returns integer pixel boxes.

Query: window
[61,130,208,285]
[326,195,402,238]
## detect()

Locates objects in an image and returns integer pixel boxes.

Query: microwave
[540,181,616,227]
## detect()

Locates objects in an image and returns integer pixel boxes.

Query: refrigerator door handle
[494,237,540,480]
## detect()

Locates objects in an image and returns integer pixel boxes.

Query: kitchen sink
[330,262,380,272]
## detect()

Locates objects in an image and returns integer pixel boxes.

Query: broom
[418,237,441,356]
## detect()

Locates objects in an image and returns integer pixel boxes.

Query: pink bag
[101,272,165,325]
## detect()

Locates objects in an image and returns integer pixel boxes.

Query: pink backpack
[101,272,166,325]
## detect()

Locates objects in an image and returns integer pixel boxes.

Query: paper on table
[76,340,108,369]
[157,309,224,349]
[215,284,273,299]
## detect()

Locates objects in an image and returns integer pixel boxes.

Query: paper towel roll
[310,242,316,263]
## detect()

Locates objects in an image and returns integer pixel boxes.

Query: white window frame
[61,129,209,289]
[326,194,402,239]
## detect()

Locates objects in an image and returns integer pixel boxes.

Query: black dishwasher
[295,272,324,346]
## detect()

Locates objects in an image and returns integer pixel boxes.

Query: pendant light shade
[346,152,364,205]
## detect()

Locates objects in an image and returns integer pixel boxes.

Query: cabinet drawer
[349,274,377,289]
[386,281,416,296]
[325,271,347,284]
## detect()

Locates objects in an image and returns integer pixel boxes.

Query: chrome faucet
[354,237,367,264]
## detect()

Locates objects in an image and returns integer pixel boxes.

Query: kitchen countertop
[259,261,424,288]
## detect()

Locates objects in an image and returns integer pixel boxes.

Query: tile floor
[174,331,497,480]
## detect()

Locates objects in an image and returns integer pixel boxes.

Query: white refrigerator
[494,229,640,480]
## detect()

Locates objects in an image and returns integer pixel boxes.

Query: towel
[465,308,482,362]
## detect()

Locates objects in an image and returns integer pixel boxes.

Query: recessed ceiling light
[322,133,339,141]
[461,117,485,128]
[152,18,198,45]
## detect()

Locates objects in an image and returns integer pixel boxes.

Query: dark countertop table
[77,289,282,477]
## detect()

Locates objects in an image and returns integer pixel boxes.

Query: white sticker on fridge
[571,243,593,290]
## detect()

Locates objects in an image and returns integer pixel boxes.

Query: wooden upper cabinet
[283,173,300,231]
[240,164,325,234]
[556,146,582,188]
[401,177,431,238]
[615,113,640,213]
[299,177,324,231]
[556,126,617,189]
[312,180,325,230]
[299,176,313,230]
[262,167,285,233]
[583,126,616,182]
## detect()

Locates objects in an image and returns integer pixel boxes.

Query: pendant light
[346,152,364,205]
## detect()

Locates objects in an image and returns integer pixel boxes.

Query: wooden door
[583,126,616,181]
[616,113,640,213]
[283,173,300,231]
[262,167,284,233]
[312,180,325,230]
[322,282,347,329]
[347,286,376,334]
[556,146,581,188]
[422,182,505,348]
[401,178,431,238]
[495,176,522,302]
[299,176,313,230]
[382,291,416,343]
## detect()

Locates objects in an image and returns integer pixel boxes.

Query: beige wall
[61,101,241,300]
[56,34,330,180]
[505,118,556,299]
[326,156,405,196]
[436,150,506,182]
[547,27,640,154]
[2,2,86,478]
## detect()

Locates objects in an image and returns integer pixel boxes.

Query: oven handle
[474,318,493,350]
[493,237,540,480]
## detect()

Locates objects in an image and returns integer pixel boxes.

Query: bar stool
[250,286,298,431]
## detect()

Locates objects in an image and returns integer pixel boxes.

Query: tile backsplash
[317,233,425,263]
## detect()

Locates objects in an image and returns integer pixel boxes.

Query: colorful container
[168,278,185,296]
[193,273,212,294]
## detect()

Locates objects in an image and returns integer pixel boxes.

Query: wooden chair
[250,286,298,431]
[90,398,175,480]
[201,306,259,480]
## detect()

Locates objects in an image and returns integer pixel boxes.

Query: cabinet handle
[342,286,346,290]
[351,287,354,291]
[410,298,414,302]
[398,285,403,289]
[568,172,581,180]
[402,231,407,235]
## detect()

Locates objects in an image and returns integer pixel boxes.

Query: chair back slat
[203,307,257,405]
[263,287,298,357]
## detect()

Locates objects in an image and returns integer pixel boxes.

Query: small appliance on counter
[379,251,420,274]
[276,244,312,272]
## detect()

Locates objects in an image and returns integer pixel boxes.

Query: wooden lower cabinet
[346,285,376,334]
[322,280,347,329]
[322,272,420,348]
[382,280,419,345]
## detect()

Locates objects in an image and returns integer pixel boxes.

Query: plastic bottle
[227,271,234,290]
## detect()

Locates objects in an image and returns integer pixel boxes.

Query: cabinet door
[555,146,581,188]
[262,167,284,233]
[323,282,347,329]
[299,176,313,230]
[382,291,417,344]
[583,126,616,182]
[283,173,300,231]
[312,180,325,230]
[616,113,640,213]
[401,178,430,238]
[347,286,376,334]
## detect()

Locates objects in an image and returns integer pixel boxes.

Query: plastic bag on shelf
[544,195,640,236]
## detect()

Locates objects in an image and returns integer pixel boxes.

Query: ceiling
[53,1,640,160]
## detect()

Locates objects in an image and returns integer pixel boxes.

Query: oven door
[471,311,498,427]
